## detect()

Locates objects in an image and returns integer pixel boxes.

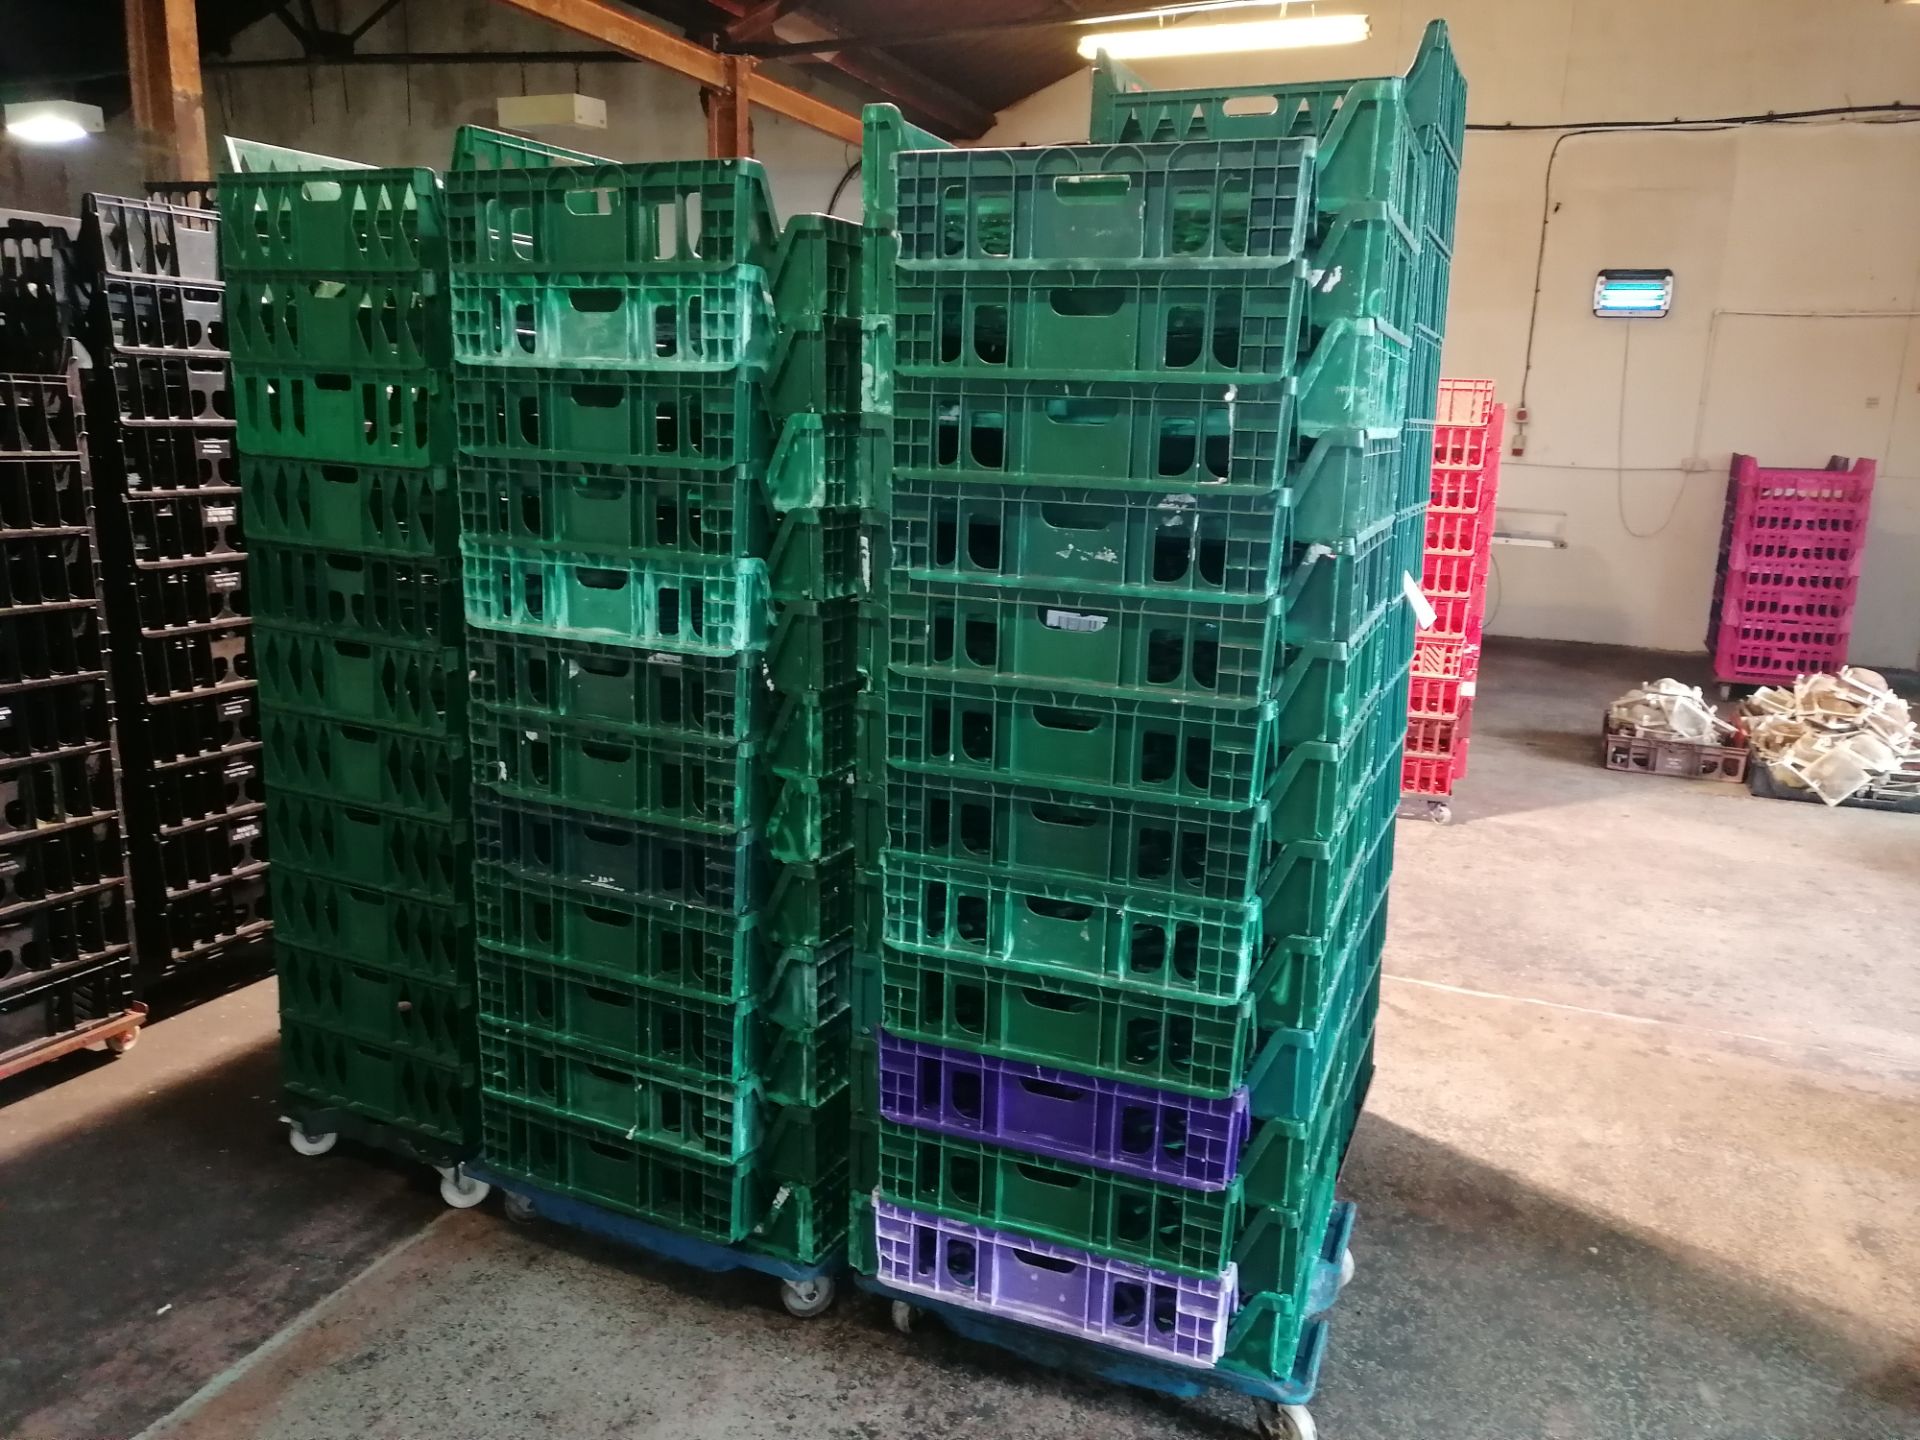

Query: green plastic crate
[880,852,1268,1003]
[254,621,464,736]
[1260,758,1398,947]
[771,214,860,330]
[887,579,1285,708]
[448,268,777,372]
[472,792,768,917]
[477,946,852,1104]
[234,364,451,469]
[444,156,780,276]
[766,316,861,419]
[1271,598,1415,748]
[447,123,608,173]
[741,1162,848,1266]
[882,672,1282,810]
[474,859,772,1003]
[219,167,444,275]
[453,369,773,470]
[762,849,858,951]
[888,478,1289,602]
[883,769,1289,904]
[480,1092,764,1244]
[1310,200,1419,333]
[766,597,862,694]
[280,1014,473,1148]
[889,374,1294,497]
[466,627,769,746]
[1289,428,1402,546]
[227,273,449,372]
[266,786,469,902]
[277,942,471,1066]
[876,1121,1235,1277]
[254,545,463,649]
[241,458,458,559]
[766,411,863,512]
[459,542,770,655]
[271,864,471,985]
[892,264,1308,387]
[261,706,466,820]
[886,134,1314,267]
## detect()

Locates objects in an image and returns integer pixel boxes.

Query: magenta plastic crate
[1725,455,1875,574]
[1720,571,1858,627]
[878,1032,1249,1192]
[873,1199,1235,1368]
[1712,614,1852,684]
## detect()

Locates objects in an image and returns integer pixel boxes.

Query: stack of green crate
[444,126,860,1279]
[221,142,478,1173]
[851,23,1461,1391]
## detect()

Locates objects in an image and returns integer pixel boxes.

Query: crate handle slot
[1221,95,1280,117]
[1009,1245,1078,1274]
[1013,1161,1082,1189]
[1048,287,1126,317]
[1014,1075,1091,1103]
[300,180,343,203]
[1052,173,1133,202]
[568,288,623,313]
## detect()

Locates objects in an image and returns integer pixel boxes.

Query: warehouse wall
[203,0,861,225]
[987,0,1920,667]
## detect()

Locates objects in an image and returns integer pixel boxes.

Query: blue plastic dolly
[464,1163,847,1318]
[862,1201,1357,1440]
[283,1107,492,1210]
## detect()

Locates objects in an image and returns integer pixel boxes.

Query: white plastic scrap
[1607,679,1733,744]
[1741,667,1917,806]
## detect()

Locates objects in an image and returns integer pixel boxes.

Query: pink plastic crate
[1720,571,1857,627]
[1713,616,1852,683]
[1726,454,1875,572]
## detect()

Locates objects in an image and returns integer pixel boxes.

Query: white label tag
[1044,610,1108,633]
[205,505,236,525]
[1402,572,1437,630]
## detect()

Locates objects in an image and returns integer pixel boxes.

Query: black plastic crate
[0,457,91,533]
[131,558,250,631]
[0,748,118,839]
[122,491,244,563]
[0,533,99,609]
[98,276,227,358]
[84,193,220,281]
[132,686,259,767]
[111,427,236,493]
[0,887,131,996]
[0,816,126,911]
[0,956,136,1063]
[157,806,268,895]
[146,745,265,829]
[106,354,233,425]
[136,626,253,700]
[0,219,81,374]
[0,373,81,454]
[138,872,272,975]
[0,607,108,687]
[0,680,112,763]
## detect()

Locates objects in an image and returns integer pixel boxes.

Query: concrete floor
[3,638,1917,1440]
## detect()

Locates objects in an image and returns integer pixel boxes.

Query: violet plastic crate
[873,1199,1235,1368]
[878,1032,1249,1192]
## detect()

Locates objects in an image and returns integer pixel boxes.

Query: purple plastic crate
[874,1199,1235,1367]
[877,1032,1249,1191]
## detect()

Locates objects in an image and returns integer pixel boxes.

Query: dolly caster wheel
[779,1275,836,1318]
[288,1124,338,1157]
[439,1169,490,1209]
[1429,802,1452,825]
[1254,1401,1317,1440]
[104,1029,140,1055]
[1339,1246,1357,1291]
[502,1192,537,1224]
[890,1299,918,1335]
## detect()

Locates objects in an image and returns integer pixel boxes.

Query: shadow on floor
[0,1031,443,1440]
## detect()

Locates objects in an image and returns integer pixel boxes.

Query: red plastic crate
[1407,671,1474,719]
[1412,634,1479,681]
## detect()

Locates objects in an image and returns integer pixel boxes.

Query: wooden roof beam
[492,0,861,144]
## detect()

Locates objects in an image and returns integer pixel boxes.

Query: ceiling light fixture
[4,100,105,146]
[1077,13,1371,60]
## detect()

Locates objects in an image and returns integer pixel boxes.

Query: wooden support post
[124,0,210,182]
[705,55,755,159]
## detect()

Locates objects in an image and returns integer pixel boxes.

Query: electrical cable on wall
[1612,323,1692,540]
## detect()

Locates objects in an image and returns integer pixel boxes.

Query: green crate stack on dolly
[850,24,1462,1436]
[220,138,485,1204]
[443,125,862,1312]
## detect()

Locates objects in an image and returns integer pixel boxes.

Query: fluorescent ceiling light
[5,100,105,146]
[1078,14,1370,60]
